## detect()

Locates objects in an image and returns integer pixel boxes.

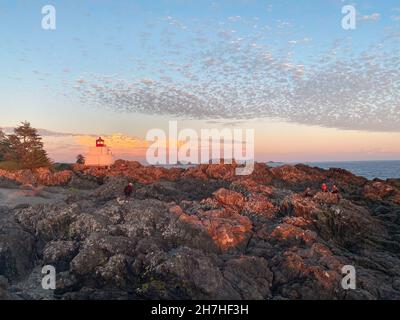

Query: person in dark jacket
[332,184,339,194]
[124,183,134,198]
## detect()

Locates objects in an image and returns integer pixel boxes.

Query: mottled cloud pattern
[74,16,400,132]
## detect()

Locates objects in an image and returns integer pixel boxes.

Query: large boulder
[223,256,273,299]
[43,241,79,271]
[213,188,245,210]
[0,213,36,282]
[363,181,400,204]
[198,209,252,251]
[149,246,238,299]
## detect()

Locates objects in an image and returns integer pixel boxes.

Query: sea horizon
[275,160,400,180]
[152,159,400,180]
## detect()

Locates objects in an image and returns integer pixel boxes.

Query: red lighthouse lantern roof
[96,137,105,147]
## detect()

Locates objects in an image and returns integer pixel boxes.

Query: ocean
[163,160,400,180]
[304,160,400,180]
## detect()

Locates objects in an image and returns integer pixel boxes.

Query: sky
[0,0,399,163]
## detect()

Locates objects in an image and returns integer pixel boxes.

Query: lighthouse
[85,136,114,167]
[96,137,105,148]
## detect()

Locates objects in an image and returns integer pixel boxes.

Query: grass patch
[0,161,22,171]
[52,163,73,172]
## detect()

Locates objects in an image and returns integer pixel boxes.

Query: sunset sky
[0,0,399,163]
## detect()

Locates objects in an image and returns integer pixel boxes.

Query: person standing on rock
[124,183,134,199]
[332,184,339,194]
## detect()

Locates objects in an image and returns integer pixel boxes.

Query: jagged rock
[280,193,317,219]
[35,168,72,186]
[43,241,79,271]
[151,246,238,299]
[243,193,277,217]
[55,271,79,295]
[213,188,245,210]
[135,179,228,202]
[0,215,36,282]
[14,203,77,242]
[0,275,9,289]
[0,169,35,185]
[182,165,209,180]
[95,254,132,287]
[223,256,273,299]
[271,223,317,246]
[271,165,324,185]
[0,162,399,300]
[67,173,101,190]
[387,179,400,189]
[198,209,253,251]
[205,163,237,180]
[70,245,108,277]
[0,176,20,188]
[90,176,131,202]
[68,213,109,240]
[312,200,386,250]
[246,163,275,184]
[364,181,400,204]
[0,168,71,186]
[232,178,274,196]
[184,163,237,180]
[75,160,183,184]
[0,275,15,299]
[313,192,340,205]
[270,248,344,299]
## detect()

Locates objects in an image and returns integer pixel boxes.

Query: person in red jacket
[321,183,328,193]
[124,183,134,199]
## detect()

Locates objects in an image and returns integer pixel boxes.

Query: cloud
[288,38,312,45]
[163,16,188,30]
[228,16,242,23]
[1,127,82,137]
[72,16,400,133]
[75,133,149,150]
[360,13,381,21]
[206,120,246,127]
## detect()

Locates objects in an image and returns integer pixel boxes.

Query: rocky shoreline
[0,161,400,300]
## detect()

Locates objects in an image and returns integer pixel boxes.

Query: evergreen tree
[0,129,9,161]
[76,154,86,165]
[7,122,51,169]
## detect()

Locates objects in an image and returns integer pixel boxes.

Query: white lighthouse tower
[85,137,114,167]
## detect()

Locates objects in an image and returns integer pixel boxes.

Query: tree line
[0,122,51,170]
